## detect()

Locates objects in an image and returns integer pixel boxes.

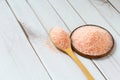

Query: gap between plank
[5,1,53,80]
[107,0,120,14]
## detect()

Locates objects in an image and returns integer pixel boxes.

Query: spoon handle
[65,48,94,80]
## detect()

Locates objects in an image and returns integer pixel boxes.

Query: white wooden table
[0,0,120,80]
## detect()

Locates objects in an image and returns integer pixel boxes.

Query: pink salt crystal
[50,27,70,50]
[71,26,113,56]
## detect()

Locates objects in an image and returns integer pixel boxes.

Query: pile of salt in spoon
[50,27,71,51]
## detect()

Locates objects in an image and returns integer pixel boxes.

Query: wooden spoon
[49,27,94,80]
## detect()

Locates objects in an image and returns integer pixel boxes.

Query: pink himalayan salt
[71,26,113,56]
[50,27,70,50]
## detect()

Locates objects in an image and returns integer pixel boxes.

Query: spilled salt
[45,38,59,53]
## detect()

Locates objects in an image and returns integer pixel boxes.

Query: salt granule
[71,26,113,56]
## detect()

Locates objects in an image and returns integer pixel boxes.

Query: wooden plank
[89,0,120,35]
[68,0,120,79]
[108,0,120,13]
[7,0,105,79]
[0,0,51,80]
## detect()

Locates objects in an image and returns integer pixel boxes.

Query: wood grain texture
[68,0,120,79]
[0,0,51,80]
